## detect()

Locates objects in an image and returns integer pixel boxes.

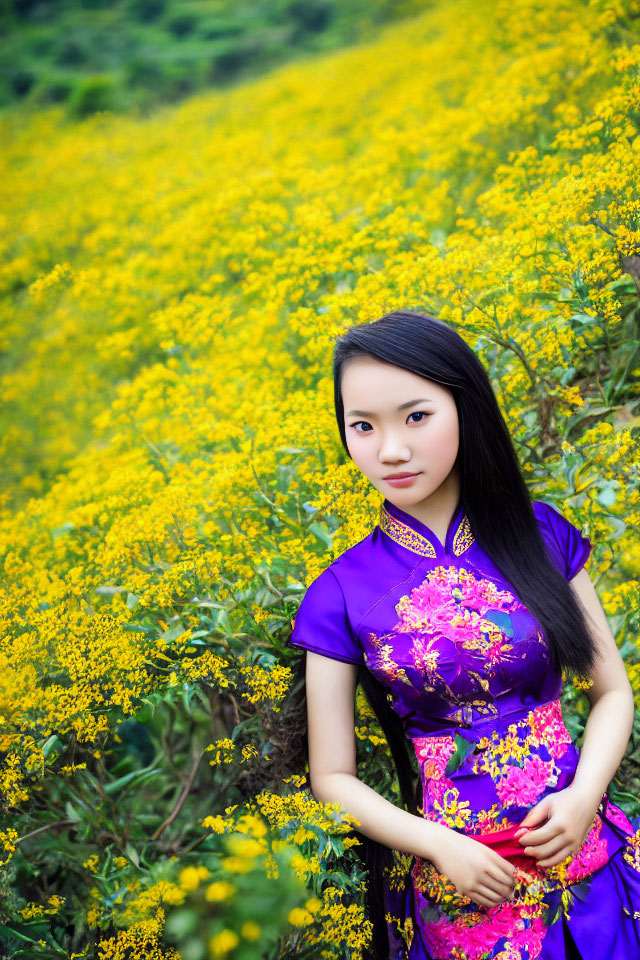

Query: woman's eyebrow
[346,398,433,416]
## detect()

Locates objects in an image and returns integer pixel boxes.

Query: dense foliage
[0,0,425,117]
[1,0,639,956]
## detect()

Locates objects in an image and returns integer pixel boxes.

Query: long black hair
[328,310,600,959]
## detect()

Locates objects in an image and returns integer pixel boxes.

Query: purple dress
[288,496,640,960]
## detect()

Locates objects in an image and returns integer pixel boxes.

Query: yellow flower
[240,921,261,940]
[178,865,211,891]
[288,907,314,926]
[227,835,265,858]
[208,929,239,957]
[205,881,237,902]
[221,856,255,874]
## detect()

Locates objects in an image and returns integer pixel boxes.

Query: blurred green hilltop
[0,0,428,118]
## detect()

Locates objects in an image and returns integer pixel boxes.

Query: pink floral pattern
[495,753,558,807]
[526,698,573,760]
[395,565,523,661]
[414,734,457,779]
[369,565,640,959]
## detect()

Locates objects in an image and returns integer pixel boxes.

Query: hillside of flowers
[1,0,639,956]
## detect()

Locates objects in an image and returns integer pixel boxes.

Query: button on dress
[288,496,640,959]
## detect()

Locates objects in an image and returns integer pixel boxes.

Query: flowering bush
[0,0,639,955]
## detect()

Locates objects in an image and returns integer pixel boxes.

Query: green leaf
[0,924,40,946]
[50,522,75,541]
[570,312,598,324]
[42,734,63,759]
[124,842,140,867]
[605,515,627,538]
[161,622,187,642]
[309,521,333,547]
[544,901,563,925]
[65,800,82,821]
[597,486,617,507]
[103,765,160,795]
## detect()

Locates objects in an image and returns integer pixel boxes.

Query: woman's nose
[378,433,411,462]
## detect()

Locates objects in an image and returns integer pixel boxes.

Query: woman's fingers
[524,837,568,860]
[538,844,575,868]
[471,890,495,908]
[483,870,513,897]
[520,823,554,845]
[489,862,515,885]
[475,884,510,906]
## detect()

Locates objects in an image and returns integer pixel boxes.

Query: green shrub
[32,70,76,104]
[196,16,246,42]
[208,37,265,85]
[67,72,123,117]
[128,0,166,24]
[165,10,199,39]
[9,66,36,97]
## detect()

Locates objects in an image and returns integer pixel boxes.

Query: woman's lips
[384,472,420,487]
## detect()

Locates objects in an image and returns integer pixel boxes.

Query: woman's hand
[515,784,602,868]
[430,828,516,910]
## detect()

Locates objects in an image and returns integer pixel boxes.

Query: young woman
[287,311,640,960]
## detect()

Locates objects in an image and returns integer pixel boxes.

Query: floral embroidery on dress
[562,815,610,883]
[525,699,574,759]
[394,566,523,667]
[470,702,573,809]
[623,827,640,874]
[494,753,558,807]
[413,734,457,779]
[411,827,607,960]
[364,566,535,710]
[353,528,640,957]
[406,693,620,959]
[411,850,551,959]
[606,800,633,834]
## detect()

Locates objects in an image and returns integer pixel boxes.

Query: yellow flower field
[0,0,639,955]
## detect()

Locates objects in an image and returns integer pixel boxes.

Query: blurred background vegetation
[0,0,427,118]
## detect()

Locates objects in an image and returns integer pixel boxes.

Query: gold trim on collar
[379,504,474,558]
[452,515,475,555]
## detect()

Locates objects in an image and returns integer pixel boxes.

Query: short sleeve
[288,566,364,665]
[533,500,593,580]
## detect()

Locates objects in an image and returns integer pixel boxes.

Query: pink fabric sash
[465,823,539,871]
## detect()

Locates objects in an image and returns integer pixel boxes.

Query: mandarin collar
[378,496,474,559]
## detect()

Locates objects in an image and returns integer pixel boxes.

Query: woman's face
[341,356,460,507]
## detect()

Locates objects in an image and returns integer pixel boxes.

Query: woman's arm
[564,566,636,805]
[304,650,518,907]
[517,565,636,865]
[304,650,451,860]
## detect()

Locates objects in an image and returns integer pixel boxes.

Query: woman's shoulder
[531,497,582,534]
[288,535,379,665]
[531,498,593,580]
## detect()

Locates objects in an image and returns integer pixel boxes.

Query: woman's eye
[349,413,428,432]
[350,421,372,432]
